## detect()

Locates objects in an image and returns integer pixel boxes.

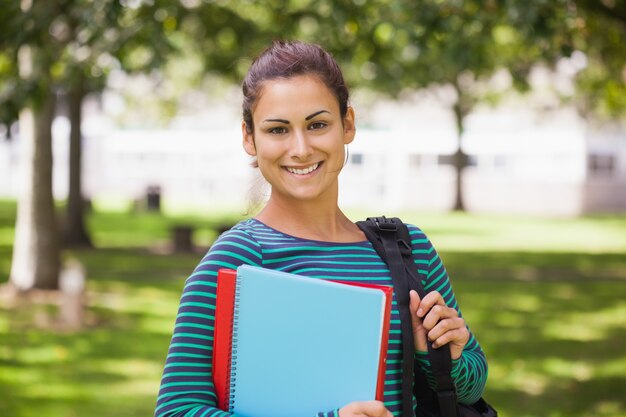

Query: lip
[283,162,322,175]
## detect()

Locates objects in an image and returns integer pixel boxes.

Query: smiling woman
[154,41,489,417]
[242,75,355,215]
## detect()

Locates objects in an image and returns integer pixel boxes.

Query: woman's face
[243,75,355,204]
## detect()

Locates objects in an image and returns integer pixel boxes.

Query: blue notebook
[214,264,392,417]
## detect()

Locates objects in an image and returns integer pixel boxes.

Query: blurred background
[1,1,625,416]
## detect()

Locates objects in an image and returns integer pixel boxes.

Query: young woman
[155,41,488,417]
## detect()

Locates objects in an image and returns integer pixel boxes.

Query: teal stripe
[156,398,211,413]
[165,362,211,369]
[211,240,262,259]
[172,332,213,342]
[182,291,217,299]
[264,254,381,264]
[194,260,238,271]
[157,389,213,400]
[200,250,257,265]
[166,352,210,359]
[224,231,261,249]
[163,371,211,378]
[175,322,214,332]
[288,267,387,274]
[179,301,215,309]
[263,245,372,253]
[186,270,218,280]
[159,381,215,390]
[177,312,215,320]
[412,246,434,255]
[169,342,211,351]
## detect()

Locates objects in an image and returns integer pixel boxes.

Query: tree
[9,0,62,290]
[263,0,620,210]
[568,0,626,120]
[1,0,274,289]
[59,0,266,246]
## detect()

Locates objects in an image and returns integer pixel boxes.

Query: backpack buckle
[370,216,397,232]
[398,238,412,256]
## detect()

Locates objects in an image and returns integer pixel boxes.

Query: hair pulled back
[242,40,349,134]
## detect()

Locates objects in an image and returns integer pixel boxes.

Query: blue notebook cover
[228,264,390,417]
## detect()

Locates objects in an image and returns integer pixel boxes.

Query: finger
[409,290,421,315]
[410,290,428,352]
[427,316,465,343]
[416,291,446,319]
[432,327,469,350]
[358,400,391,417]
[422,304,458,330]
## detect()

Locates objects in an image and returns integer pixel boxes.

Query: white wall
[1,118,625,217]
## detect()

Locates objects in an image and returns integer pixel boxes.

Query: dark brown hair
[242,40,349,134]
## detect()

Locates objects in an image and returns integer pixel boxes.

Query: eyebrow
[305,110,330,120]
[262,110,330,124]
[263,118,290,124]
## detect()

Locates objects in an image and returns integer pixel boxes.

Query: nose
[290,129,313,160]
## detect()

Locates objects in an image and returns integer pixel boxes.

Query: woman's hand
[338,401,393,417]
[409,290,469,360]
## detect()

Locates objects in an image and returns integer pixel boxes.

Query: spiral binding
[228,277,243,412]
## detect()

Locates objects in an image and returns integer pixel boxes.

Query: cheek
[254,137,283,158]
[253,142,281,170]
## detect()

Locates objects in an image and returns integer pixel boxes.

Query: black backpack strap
[357,216,460,417]
[357,217,416,417]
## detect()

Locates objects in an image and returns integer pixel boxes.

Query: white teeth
[286,163,319,175]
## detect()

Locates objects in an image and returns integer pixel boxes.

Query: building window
[588,154,615,177]
[437,154,455,166]
[409,154,421,167]
[351,153,363,165]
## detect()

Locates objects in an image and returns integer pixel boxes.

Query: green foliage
[1,200,626,416]
[568,0,626,119]
[2,0,623,128]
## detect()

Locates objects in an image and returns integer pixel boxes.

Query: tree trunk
[10,91,61,290]
[63,75,92,247]
[451,100,468,212]
[10,0,61,290]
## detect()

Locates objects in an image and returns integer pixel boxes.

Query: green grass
[1,200,625,417]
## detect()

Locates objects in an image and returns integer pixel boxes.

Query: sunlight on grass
[13,345,70,364]
[588,402,625,417]
[542,358,594,381]
[2,201,626,417]
[506,293,542,312]
[93,358,162,378]
[89,285,181,318]
[596,356,626,378]
[543,302,626,342]
[489,359,550,396]
[387,211,626,254]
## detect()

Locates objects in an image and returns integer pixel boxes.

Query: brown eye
[309,121,327,130]
[269,126,288,134]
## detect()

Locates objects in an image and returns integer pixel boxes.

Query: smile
[285,163,320,175]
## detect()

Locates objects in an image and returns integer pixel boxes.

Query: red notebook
[212,266,393,412]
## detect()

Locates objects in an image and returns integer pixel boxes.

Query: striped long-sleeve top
[155,219,488,417]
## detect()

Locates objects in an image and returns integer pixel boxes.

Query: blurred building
[1,112,625,217]
[461,108,626,216]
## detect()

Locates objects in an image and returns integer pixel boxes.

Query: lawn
[1,200,625,417]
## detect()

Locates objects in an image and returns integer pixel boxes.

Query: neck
[255,191,363,243]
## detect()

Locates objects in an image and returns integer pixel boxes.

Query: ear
[342,106,356,145]
[242,120,257,156]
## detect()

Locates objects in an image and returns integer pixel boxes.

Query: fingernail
[417,308,423,317]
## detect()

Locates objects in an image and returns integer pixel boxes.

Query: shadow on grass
[440,251,626,417]
[1,204,625,417]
